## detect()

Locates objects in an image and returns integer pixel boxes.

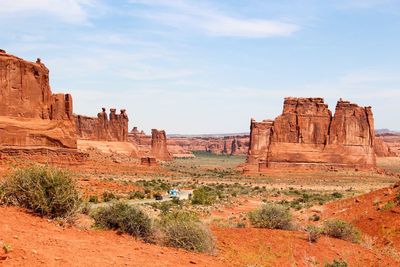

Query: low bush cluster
[92,202,152,241]
[325,259,348,267]
[191,186,217,205]
[248,203,292,230]
[323,219,360,243]
[0,165,80,218]
[92,203,215,253]
[305,225,321,242]
[159,211,215,253]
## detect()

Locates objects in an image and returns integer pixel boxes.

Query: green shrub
[381,201,396,211]
[325,259,348,267]
[102,191,116,202]
[331,192,343,199]
[236,222,246,228]
[191,187,216,205]
[323,219,360,243]
[248,203,292,230]
[309,214,320,221]
[88,195,99,203]
[0,165,80,218]
[305,225,321,243]
[129,191,145,200]
[92,202,152,241]
[159,211,214,253]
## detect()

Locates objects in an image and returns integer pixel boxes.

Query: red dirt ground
[321,183,400,255]
[1,202,399,266]
[213,227,398,266]
[0,206,227,267]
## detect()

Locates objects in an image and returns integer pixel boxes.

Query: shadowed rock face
[76,108,129,142]
[247,97,376,171]
[151,129,172,161]
[0,50,77,149]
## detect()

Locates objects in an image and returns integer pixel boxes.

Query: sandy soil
[0,206,227,267]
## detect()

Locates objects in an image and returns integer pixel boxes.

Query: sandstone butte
[246,97,377,172]
[0,50,172,162]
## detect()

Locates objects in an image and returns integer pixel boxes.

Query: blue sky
[1,0,399,134]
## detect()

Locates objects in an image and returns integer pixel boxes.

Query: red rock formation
[374,137,396,157]
[76,108,129,142]
[151,129,172,161]
[128,127,151,146]
[375,133,400,157]
[140,157,158,166]
[167,135,249,157]
[0,50,79,153]
[247,97,376,171]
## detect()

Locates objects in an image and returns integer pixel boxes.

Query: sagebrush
[92,202,153,241]
[159,211,215,253]
[248,203,292,230]
[0,165,80,218]
[323,219,360,243]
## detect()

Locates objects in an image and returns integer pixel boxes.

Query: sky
[0,0,399,134]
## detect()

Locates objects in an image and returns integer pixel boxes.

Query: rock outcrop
[247,97,376,171]
[76,108,128,142]
[375,133,400,157]
[127,127,173,161]
[151,129,172,161]
[0,50,80,158]
[374,137,396,157]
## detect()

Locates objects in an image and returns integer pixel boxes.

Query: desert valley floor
[1,153,400,266]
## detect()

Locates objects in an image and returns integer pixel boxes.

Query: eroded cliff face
[247,97,377,171]
[0,50,77,150]
[151,129,172,161]
[76,108,128,142]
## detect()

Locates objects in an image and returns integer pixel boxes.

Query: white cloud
[0,0,96,23]
[130,0,299,38]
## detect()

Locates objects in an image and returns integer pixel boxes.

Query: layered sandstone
[247,98,376,171]
[76,108,128,142]
[0,50,79,157]
[151,129,172,161]
[167,135,249,157]
[376,133,400,156]
[127,127,173,161]
[374,137,396,157]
